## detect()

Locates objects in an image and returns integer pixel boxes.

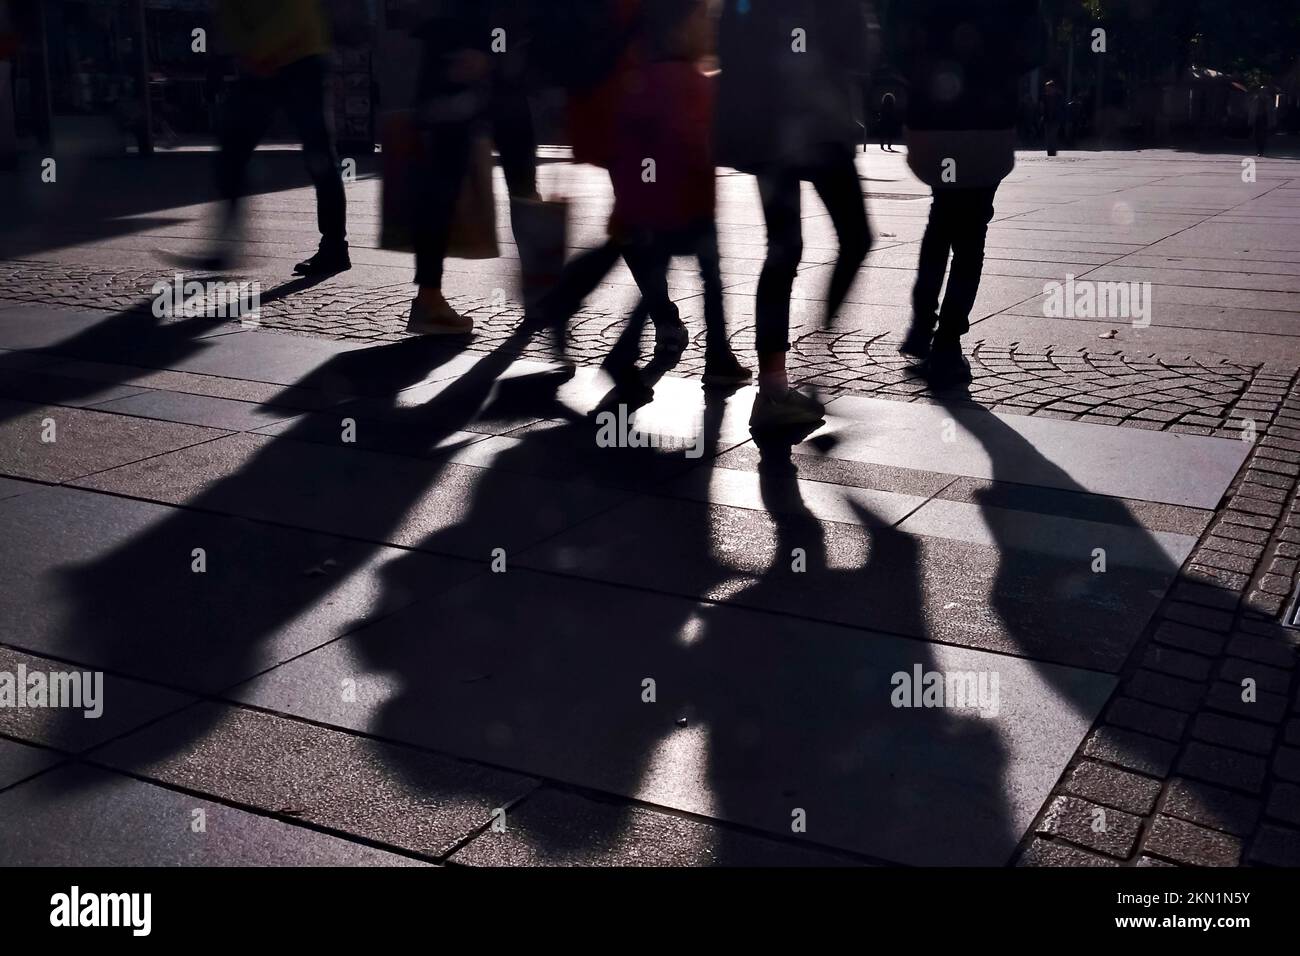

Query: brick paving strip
[6,255,1300,866]
[1022,370,1300,866]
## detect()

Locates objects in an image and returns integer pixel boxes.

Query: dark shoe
[749,388,825,430]
[926,339,973,386]
[702,350,753,387]
[602,362,654,404]
[294,241,351,277]
[899,321,935,361]
[653,319,690,356]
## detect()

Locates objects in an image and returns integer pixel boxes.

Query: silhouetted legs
[911,187,997,344]
[217,55,347,254]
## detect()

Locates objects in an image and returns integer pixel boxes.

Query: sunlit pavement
[0,147,1298,865]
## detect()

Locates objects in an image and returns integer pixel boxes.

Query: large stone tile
[0,399,228,482]
[73,430,630,557]
[0,485,478,691]
[0,646,194,752]
[0,304,231,353]
[42,359,345,410]
[0,476,41,501]
[231,569,1114,865]
[816,395,1246,509]
[87,389,301,432]
[897,497,1196,570]
[0,764,424,865]
[95,702,538,859]
[517,493,1168,671]
[0,367,151,409]
[450,787,861,867]
[0,738,63,791]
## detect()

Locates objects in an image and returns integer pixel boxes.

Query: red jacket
[610,61,716,234]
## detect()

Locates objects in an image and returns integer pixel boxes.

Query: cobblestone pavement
[0,258,1265,440]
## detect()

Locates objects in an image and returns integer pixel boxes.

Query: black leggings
[754,149,871,356]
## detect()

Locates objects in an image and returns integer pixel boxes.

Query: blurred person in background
[192,0,351,276]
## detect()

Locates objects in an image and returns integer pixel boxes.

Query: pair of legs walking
[409,81,538,334]
[216,55,348,275]
[606,224,749,391]
[902,186,998,383]
[751,146,871,425]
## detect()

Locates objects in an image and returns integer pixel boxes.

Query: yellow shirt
[219,0,331,72]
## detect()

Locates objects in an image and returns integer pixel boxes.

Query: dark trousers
[605,223,730,370]
[754,148,871,356]
[413,84,538,289]
[217,55,346,246]
[911,187,998,341]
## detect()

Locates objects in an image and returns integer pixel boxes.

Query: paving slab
[816,395,1247,509]
[0,485,479,691]
[230,569,1113,865]
[73,430,630,557]
[0,645,195,752]
[94,702,538,860]
[0,476,40,501]
[0,399,228,483]
[0,738,63,791]
[517,491,1170,671]
[0,764,425,865]
[0,367,151,409]
[88,388,302,432]
[0,303,231,352]
[450,787,861,866]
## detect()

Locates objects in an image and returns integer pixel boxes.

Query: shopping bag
[510,194,569,308]
[445,135,500,260]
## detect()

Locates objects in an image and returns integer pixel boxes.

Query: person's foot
[702,350,753,387]
[406,295,473,336]
[294,241,351,277]
[653,319,690,356]
[749,388,825,430]
[602,361,654,404]
[926,338,973,386]
[899,321,935,361]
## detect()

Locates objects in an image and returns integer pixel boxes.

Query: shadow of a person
[0,274,347,426]
[42,332,534,785]
[686,430,1017,865]
[926,379,1182,794]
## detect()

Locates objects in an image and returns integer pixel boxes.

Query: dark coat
[897,0,1042,188]
[896,0,1043,132]
[716,0,880,172]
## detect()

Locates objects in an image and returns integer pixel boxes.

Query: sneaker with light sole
[749,388,825,429]
[406,297,474,336]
